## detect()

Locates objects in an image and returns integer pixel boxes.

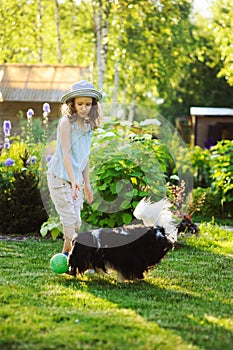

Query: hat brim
[61,88,102,103]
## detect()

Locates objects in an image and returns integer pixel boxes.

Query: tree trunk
[96,8,102,88]
[37,0,43,63]
[111,60,120,116]
[54,0,62,63]
[128,93,136,123]
[95,0,110,90]
[113,60,120,103]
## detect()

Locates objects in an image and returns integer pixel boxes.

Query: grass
[192,215,233,227]
[0,223,232,350]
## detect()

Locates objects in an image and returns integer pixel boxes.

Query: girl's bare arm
[83,161,93,203]
[60,117,80,199]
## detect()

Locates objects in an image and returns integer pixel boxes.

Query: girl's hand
[84,183,93,204]
[71,181,81,200]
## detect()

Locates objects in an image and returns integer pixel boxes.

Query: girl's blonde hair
[61,98,102,129]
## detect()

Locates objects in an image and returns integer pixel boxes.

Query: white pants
[47,172,84,251]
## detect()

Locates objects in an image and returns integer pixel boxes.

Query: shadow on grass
[0,239,232,350]
[61,244,233,350]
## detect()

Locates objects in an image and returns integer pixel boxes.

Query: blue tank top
[48,117,92,184]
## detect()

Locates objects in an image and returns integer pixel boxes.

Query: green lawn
[0,223,232,350]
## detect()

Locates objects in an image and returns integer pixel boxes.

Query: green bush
[17,106,55,144]
[0,141,48,234]
[0,169,48,234]
[210,140,233,214]
[189,187,222,218]
[169,140,232,217]
[81,125,170,229]
[190,146,212,188]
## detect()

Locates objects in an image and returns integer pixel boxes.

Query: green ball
[50,253,68,274]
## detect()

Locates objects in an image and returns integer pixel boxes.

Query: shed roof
[190,107,233,116]
[0,64,90,102]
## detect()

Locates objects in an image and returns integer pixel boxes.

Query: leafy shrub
[40,216,63,239]
[81,126,170,229]
[18,111,44,143]
[189,187,222,218]
[82,156,148,228]
[0,169,48,234]
[17,104,53,144]
[169,140,232,217]
[0,141,48,234]
[210,140,233,214]
[190,146,212,188]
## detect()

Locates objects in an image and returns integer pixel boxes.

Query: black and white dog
[68,198,177,282]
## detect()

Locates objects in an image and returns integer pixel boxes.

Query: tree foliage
[1,0,233,122]
[210,0,233,85]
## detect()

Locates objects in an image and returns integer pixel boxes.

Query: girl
[47,80,102,253]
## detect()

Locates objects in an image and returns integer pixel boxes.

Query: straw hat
[61,80,102,103]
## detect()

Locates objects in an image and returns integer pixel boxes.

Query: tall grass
[0,224,232,350]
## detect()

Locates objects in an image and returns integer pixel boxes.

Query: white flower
[170,175,180,181]
[140,119,161,126]
[120,121,132,126]
[102,132,116,137]
[27,109,34,120]
[43,103,51,114]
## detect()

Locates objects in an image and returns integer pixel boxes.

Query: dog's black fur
[68,224,175,281]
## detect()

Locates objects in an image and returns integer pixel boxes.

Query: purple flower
[5,158,15,166]
[4,137,10,149]
[46,154,52,162]
[30,155,37,164]
[27,109,34,119]
[43,103,51,114]
[26,155,37,165]
[4,143,10,149]
[3,120,11,136]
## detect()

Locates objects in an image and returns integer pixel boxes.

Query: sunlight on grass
[152,277,203,298]
[179,223,233,257]
[204,315,233,332]
[0,223,232,350]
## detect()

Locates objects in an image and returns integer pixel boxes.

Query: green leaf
[122,213,132,225]
[91,202,101,211]
[110,182,117,193]
[40,226,48,237]
[116,182,124,192]
[138,191,148,197]
[98,183,107,190]
[51,227,62,240]
[120,199,131,209]
[124,191,133,198]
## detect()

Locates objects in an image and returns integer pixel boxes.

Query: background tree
[54,0,62,63]
[0,0,38,63]
[209,0,233,86]
[157,19,233,119]
[1,0,233,123]
[103,0,195,120]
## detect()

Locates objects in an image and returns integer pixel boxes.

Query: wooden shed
[190,107,233,148]
[0,63,90,134]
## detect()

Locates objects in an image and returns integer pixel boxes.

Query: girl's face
[74,96,93,118]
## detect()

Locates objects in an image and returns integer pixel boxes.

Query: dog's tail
[133,198,177,243]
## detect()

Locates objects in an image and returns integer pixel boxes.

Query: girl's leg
[62,225,76,253]
[62,190,83,252]
[47,173,83,253]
